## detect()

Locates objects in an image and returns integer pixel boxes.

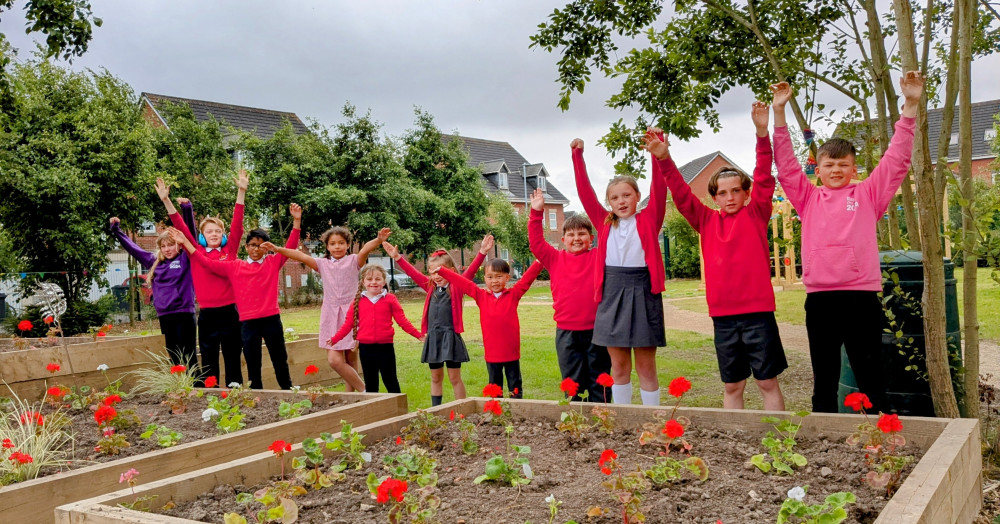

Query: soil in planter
[160,411,921,524]
[30,393,349,478]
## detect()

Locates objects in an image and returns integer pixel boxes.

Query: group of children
[110,70,923,411]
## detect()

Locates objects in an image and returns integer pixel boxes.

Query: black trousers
[197,304,243,386]
[241,315,293,390]
[805,291,888,413]
[358,343,401,393]
[486,360,522,398]
[555,329,611,402]
[159,312,197,369]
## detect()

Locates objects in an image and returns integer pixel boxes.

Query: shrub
[665,212,701,279]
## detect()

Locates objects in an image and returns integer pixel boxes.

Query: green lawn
[281,291,812,412]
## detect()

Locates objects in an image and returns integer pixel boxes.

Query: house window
[549,211,558,231]
[986,129,997,142]
[950,133,959,146]
[538,176,547,191]
[300,274,308,286]
[498,171,508,189]
[140,221,157,234]
[501,248,509,260]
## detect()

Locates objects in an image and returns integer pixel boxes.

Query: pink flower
[119,468,139,484]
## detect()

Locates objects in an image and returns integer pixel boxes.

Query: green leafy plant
[597,449,649,524]
[556,380,591,439]
[216,408,246,434]
[320,421,371,470]
[474,424,532,487]
[844,400,913,496]
[0,396,73,486]
[591,405,616,434]
[751,411,810,475]
[453,413,479,455]
[205,393,246,434]
[230,481,307,524]
[128,351,198,414]
[277,398,312,419]
[95,426,130,456]
[777,486,856,524]
[381,445,439,488]
[292,436,345,490]
[401,410,446,449]
[140,423,183,447]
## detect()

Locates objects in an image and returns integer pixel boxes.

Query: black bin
[836,250,962,416]
[0,292,6,321]
[111,284,130,313]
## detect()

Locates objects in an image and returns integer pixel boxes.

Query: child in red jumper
[326,264,423,393]
[166,203,302,390]
[573,134,669,405]
[647,105,787,410]
[434,258,543,398]
[527,188,610,402]
[382,235,493,405]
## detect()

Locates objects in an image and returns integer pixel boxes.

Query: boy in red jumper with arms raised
[433,259,543,398]
[528,188,610,402]
[771,71,924,413]
[646,104,787,410]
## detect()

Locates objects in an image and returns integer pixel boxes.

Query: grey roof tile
[142,93,310,140]
[443,134,570,204]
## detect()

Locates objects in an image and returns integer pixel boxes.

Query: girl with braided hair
[326,264,423,393]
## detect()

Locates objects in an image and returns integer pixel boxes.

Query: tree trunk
[892,0,960,417]
[957,0,980,418]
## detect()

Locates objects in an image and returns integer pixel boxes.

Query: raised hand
[751,101,770,135]
[155,178,171,201]
[530,188,545,211]
[109,217,120,227]
[899,71,924,103]
[289,203,302,219]
[165,227,187,245]
[570,138,584,151]
[769,82,792,108]
[259,241,277,253]
[641,127,670,160]
[176,197,190,206]
[235,169,249,192]
[381,241,400,260]
[480,234,495,255]
[377,227,392,242]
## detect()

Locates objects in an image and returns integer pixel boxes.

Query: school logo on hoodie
[169,260,182,270]
[845,196,859,212]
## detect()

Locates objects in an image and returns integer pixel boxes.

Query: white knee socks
[640,387,661,406]
[611,383,633,405]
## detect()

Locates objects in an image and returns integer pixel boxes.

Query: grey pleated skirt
[421,328,470,364]
[592,266,666,348]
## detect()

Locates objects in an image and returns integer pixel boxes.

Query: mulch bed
[160,410,920,523]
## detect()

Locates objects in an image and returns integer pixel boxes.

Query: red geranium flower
[268,440,292,456]
[560,377,579,398]
[96,332,106,337]
[668,376,692,398]
[20,411,44,426]
[9,451,33,464]
[395,436,403,445]
[663,419,684,439]
[449,410,455,421]
[44,316,54,325]
[513,387,519,396]
[204,376,218,388]
[877,413,903,433]
[46,363,60,373]
[94,405,117,426]
[483,400,502,416]
[376,477,408,504]
[103,395,122,406]
[844,392,872,412]
[17,319,33,332]
[304,365,319,375]
[47,386,67,399]
[169,365,186,374]
[221,391,228,399]
[2,438,13,449]
[597,373,614,388]
[482,383,503,398]
[598,449,617,475]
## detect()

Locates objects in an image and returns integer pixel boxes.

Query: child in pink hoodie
[771,71,925,413]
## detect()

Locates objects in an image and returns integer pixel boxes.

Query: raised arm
[769,82,815,211]
[269,204,316,270]
[642,128,669,227]
[748,101,777,219]
[389,296,423,341]
[434,266,482,300]
[358,228,391,267]
[528,189,558,267]
[166,227,230,277]
[462,234,492,278]
[571,139,610,228]
[383,242,431,290]
[260,241,317,270]
[263,205,303,269]
[109,218,156,269]
[176,198,197,240]
[225,170,248,260]
[862,71,922,213]
[512,260,543,299]
[642,129,708,230]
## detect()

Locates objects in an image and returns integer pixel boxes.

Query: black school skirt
[592,266,666,348]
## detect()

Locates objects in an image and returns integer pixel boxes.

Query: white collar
[246,256,266,264]
[364,289,388,303]
[206,247,222,253]
[492,290,504,298]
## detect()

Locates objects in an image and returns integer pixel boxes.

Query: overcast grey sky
[3,1,997,211]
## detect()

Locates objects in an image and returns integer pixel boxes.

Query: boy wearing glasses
[167,203,302,390]
[645,102,786,410]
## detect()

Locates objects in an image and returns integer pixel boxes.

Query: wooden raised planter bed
[55,399,980,524]
[3,390,406,524]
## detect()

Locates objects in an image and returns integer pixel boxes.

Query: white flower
[97,364,109,371]
[201,408,219,422]
[290,386,301,392]
[285,328,294,333]
[228,382,241,388]
[545,494,556,504]
[787,486,806,502]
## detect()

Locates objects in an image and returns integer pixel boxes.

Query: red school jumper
[527,208,600,330]
[169,202,244,308]
[328,293,422,345]
[437,261,544,363]
[394,252,486,335]
[664,135,776,317]
[572,148,669,302]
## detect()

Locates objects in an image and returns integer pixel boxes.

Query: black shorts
[427,361,462,370]
[712,312,787,383]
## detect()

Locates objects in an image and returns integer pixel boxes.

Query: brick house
[440,135,572,268]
